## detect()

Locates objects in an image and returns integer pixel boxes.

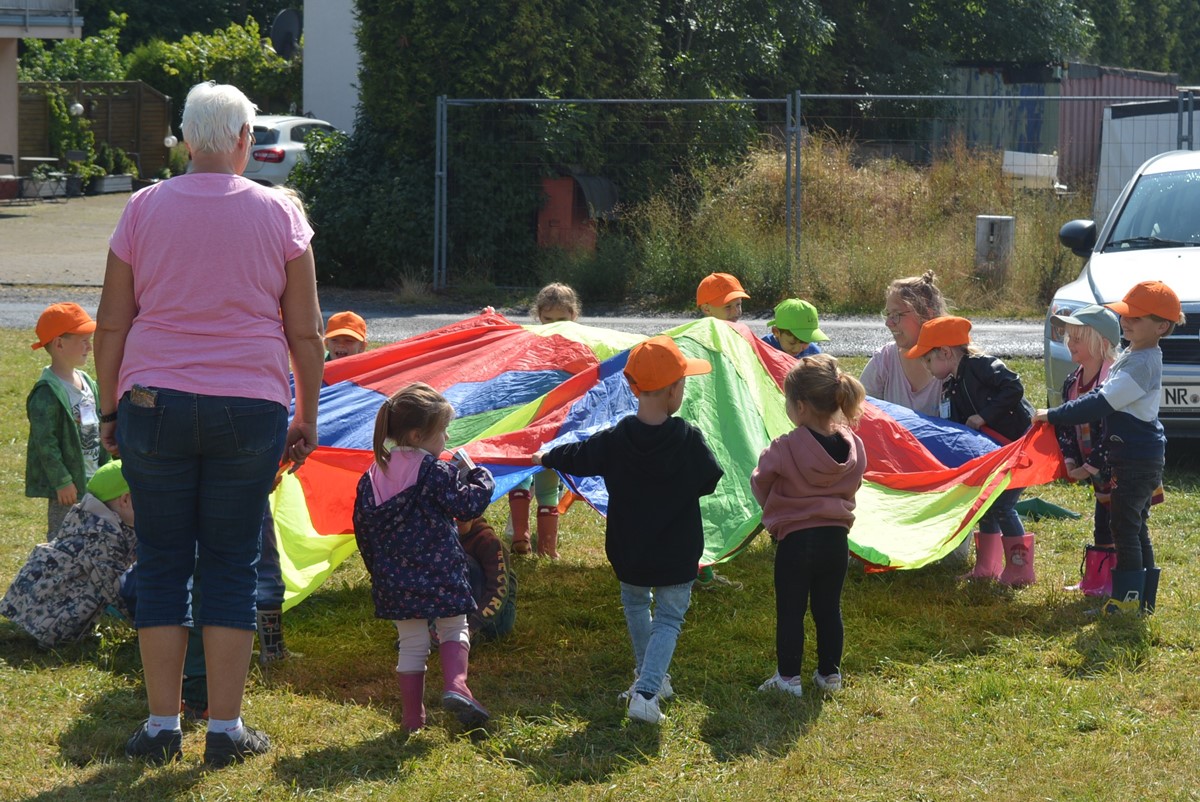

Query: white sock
[146,713,181,735]
[208,716,244,740]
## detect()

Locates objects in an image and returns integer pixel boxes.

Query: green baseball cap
[87,460,129,502]
[768,299,829,342]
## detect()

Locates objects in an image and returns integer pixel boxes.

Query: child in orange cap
[696,273,749,322]
[533,336,723,724]
[1035,280,1184,615]
[907,315,1035,586]
[324,311,368,361]
[26,302,110,536]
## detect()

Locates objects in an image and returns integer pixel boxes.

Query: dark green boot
[1104,569,1145,616]
[1141,567,1161,614]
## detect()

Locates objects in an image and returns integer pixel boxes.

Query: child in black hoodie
[534,336,723,724]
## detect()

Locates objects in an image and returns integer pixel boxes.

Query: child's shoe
[758,671,803,697]
[181,698,209,723]
[627,692,664,724]
[813,670,843,693]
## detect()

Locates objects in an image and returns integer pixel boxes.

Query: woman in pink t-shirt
[859,270,949,417]
[94,81,324,768]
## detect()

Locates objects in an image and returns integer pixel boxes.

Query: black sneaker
[125,724,182,764]
[203,724,271,768]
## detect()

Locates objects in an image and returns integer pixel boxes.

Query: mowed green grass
[2,327,1200,801]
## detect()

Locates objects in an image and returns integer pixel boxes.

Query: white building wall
[302,1,359,132]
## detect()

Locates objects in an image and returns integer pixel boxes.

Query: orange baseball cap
[1105,280,1182,322]
[905,316,972,359]
[32,302,96,350]
[696,272,749,307]
[624,335,712,393]
[325,311,367,342]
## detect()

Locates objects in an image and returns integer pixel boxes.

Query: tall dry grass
[619,132,1093,315]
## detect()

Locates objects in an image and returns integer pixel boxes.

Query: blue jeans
[118,388,286,630]
[979,487,1026,537]
[258,508,285,609]
[1109,457,1162,571]
[620,580,692,697]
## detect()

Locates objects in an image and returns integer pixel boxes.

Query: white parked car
[1045,150,1200,436]
[242,115,336,186]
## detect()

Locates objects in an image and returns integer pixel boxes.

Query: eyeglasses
[880,309,912,323]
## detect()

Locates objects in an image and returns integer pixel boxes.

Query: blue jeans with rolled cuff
[979,487,1026,537]
[117,388,287,630]
[620,580,693,698]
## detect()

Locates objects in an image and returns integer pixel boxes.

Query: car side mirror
[1059,219,1097,258]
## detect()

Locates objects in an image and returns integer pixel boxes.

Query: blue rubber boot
[1104,569,1145,616]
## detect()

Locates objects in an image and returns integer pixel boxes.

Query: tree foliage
[77,0,287,52]
[18,12,128,81]
[124,18,301,118]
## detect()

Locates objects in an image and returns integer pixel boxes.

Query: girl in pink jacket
[751,354,866,697]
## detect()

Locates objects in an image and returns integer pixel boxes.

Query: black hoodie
[541,415,723,587]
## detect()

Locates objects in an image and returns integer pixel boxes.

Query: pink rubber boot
[959,531,1003,581]
[439,641,489,727]
[397,671,426,732]
[508,490,532,555]
[999,534,1036,587]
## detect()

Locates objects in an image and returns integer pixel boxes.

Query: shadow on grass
[273,729,435,789]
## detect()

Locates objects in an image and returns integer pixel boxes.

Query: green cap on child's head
[87,460,129,502]
[768,299,829,343]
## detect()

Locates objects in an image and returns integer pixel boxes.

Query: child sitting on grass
[2,460,135,648]
[534,336,723,724]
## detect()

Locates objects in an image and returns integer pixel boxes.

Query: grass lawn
[2,328,1199,801]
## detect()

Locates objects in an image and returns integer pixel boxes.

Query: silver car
[1045,150,1200,436]
[242,115,336,186]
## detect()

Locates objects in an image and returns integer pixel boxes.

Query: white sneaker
[618,672,673,701]
[813,671,843,693]
[627,693,664,724]
[758,671,804,697]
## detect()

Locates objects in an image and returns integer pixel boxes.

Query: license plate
[1161,385,1200,408]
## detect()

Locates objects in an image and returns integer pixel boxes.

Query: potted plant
[85,143,138,194]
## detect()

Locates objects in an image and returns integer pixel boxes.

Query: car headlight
[1046,301,1086,345]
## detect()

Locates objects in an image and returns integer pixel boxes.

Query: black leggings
[774,527,849,678]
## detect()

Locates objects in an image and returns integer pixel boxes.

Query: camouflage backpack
[0,496,136,648]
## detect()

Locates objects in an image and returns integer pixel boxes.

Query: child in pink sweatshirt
[751,354,866,697]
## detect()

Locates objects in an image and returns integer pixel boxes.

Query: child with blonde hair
[507,282,582,557]
[907,316,1035,585]
[696,272,749,322]
[752,354,866,696]
[26,302,110,536]
[353,382,495,731]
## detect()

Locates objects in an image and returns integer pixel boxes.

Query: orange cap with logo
[325,311,367,342]
[1105,280,1182,322]
[696,272,750,307]
[31,302,96,350]
[905,316,972,359]
[624,335,712,393]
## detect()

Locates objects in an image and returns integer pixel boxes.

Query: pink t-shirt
[109,173,313,408]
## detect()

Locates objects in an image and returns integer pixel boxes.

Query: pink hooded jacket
[750,424,866,540]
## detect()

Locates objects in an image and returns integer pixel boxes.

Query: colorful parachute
[271,313,1065,611]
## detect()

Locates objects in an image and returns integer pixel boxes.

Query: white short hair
[181,82,257,155]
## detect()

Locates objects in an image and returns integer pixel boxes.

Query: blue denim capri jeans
[117,388,287,631]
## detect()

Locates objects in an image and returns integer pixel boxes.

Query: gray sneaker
[203,724,271,768]
[125,723,182,764]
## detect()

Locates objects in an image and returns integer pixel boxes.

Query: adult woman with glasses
[94,81,324,767]
[859,270,949,416]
